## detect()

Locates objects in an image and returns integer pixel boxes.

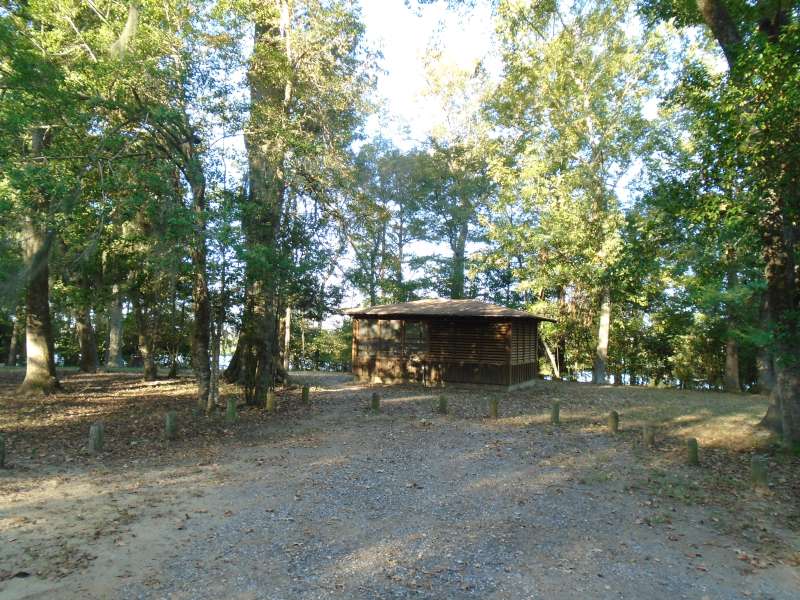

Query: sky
[328,1,498,314]
[358,0,496,149]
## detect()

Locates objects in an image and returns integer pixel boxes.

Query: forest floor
[1,369,799,599]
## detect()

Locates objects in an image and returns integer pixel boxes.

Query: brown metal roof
[342,299,555,321]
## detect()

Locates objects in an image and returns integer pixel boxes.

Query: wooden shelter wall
[509,321,539,385]
[352,316,539,387]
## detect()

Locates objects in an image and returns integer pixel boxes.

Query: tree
[639,0,800,441]
[235,0,373,405]
[486,0,661,382]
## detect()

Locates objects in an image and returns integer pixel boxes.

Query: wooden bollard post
[226,398,238,423]
[642,423,656,448]
[301,385,310,404]
[438,395,448,415]
[489,397,499,419]
[608,411,619,434]
[266,389,276,413]
[165,411,177,441]
[88,423,104,454]
[687,437,699,465]
[0,434,5,468]
[550,401,560,425]
[751,455,769,490]
[371,392,380,412]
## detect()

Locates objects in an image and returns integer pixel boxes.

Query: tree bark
[723,254,740,392]
[695,0,742,67]
[757,349,776,393]
[20,222,59,392]
[723,338,740,392]
[208,257,226,414]
[19,128,59,394]
[761,193,800,443]
[189,176,211,410]
[283,306,291,372]
[223,338,243,383]
[241,8,291,406]
[450,220,469,299]
[131,292,157,381]
[77,306,99,373]
[592,290,611,384]
[105,284,123,368]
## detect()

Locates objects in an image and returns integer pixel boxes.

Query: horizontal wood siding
[352,316,543,387]
[511,321,536,365]
[509,320,539,385]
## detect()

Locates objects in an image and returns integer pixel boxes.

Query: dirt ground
[1,369,799,599]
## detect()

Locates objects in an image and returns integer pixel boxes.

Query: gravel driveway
[5,374,798,599]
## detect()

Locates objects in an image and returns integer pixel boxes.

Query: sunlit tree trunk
[592,290,611,384]
[19,128,59,394]
[283,306,291,372]
[105,284,123,368]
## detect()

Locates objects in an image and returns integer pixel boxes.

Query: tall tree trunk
[757,349,776,393]
[223,338,243,383]
[20,222,59,392]
[592,290,611,384]
[7,306,23,366]
[283,306,291,372]
[189,177,211,410]
[105,284,123,368]
[723,339,740,392]
[19,128,59,394]
[208,258,226,414]
[77,306,99,373]
[450,221,469,299]
[723,254,740,392]
[761,192,800,443]
[241,9,291,406]
[131,292,157,381]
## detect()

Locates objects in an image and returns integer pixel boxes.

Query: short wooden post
[608,410,619,434]
[88,423,104,454]
[751,455,769,490]
[686,437,699,465]
[226,398,238,423]
[165,411,177,441]
[0,434,5,468]
[301,385,310,404]
[438,395,448,415]
[266,389,276,413]
[550,401,560,425]
[489,397,499,419]
[642,423,656,448]
[371,392,380,412]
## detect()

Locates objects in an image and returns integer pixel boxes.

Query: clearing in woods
[1,370,799,599]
